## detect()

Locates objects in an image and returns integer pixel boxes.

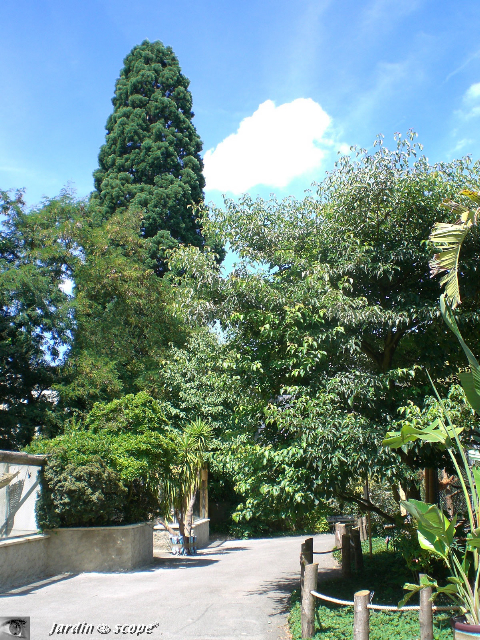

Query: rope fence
[299,536,460,640]
[310,589,460,612]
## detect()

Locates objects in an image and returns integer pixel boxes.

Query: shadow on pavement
[198,545,250,556]
[0,572,76,597]
[149,556,219,570]
[246,567,341,616]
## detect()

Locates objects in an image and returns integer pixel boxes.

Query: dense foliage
[0,190,79,449]
[173,133,480,525]
[93,39,206,271]
[29,392,176,527]
[57,206,190,413]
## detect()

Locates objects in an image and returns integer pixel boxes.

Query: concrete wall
[153,518,209,551]
[46,522,153,575]
[0,523,153,592]
[0,533,49,591]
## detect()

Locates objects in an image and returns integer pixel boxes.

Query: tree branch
[334,490,399,524]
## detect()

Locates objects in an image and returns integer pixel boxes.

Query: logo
[0,617,30,639]
[97,625,111,635]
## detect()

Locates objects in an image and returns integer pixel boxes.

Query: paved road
[2,534,337,640]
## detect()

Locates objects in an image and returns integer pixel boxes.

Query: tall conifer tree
[93,40,205,258]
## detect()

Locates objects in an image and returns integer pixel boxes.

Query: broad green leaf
[429,204,477,308]
[383,418,462,449]
[440,296,480,416]
[402,500,455,561]
[473,467,480,506]
[467,527,480,549]
[436,583,459,596]
[399,576,437,608]
[440,296,480,370]
[461,188,480,205]
[399,583,423,608]
[459,371,480,416]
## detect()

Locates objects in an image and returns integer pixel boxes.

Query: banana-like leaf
[383,418,463,449]
[441,296,480,370]
[473,467,480,508]
[440,295,480,416]
[467,527,480,549]
[402,499,456,562]
[429,194,478,309]
[461,188,480,205]
[459,371,480,415]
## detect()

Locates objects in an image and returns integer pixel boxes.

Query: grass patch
[288,538,452,640]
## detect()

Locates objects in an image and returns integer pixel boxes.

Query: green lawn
[288,538,453,640]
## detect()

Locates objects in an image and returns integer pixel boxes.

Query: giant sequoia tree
[93,40,205,261]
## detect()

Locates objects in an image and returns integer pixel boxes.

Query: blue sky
[1,0,480,209]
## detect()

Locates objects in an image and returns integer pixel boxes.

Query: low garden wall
[0,522,153,592]
[153,518,210,551]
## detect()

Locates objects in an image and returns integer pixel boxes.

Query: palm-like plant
[160,418,213,539]
[383,189,480,624]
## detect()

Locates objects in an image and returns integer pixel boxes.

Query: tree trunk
[184,491,197,538]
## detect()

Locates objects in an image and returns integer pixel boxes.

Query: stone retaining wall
[0,522,153,592]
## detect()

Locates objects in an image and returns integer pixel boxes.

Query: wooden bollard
[353,590,370,640]
[300,542,310,596]
[352,529,364,571]
[419,574,433,640]
[304,537,314,565]
[301,562,318,638]
[341,533,351,578]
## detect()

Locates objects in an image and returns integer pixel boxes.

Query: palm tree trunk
[184,492,197,538]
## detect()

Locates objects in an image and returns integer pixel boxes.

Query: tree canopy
[173,133,480,525]
[0,190,79,449]
[92,39,206,271]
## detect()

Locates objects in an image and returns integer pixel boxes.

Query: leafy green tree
[176,133,480,524]
[155,329,241,432]
[57,206,189,412]
[92,40,206,271]
[0,190,79,449]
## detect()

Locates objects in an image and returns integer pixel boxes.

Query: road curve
[2,533,338,640]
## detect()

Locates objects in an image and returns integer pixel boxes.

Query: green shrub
[36,454,126,528]
[28,392,176,527]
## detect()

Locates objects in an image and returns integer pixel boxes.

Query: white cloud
[203,98,333,194]
[457,82,480,119]
[465,82,480,101]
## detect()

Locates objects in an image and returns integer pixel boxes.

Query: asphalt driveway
[1,533,337,640]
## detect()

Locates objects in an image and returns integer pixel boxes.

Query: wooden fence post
[353,590,370,640]
[341,533,351,578]
[300,541,312,596]
[352,529,364,571]
[335,522,346,549]
[301,562,318,638]
[304,537,313,564]
[419,574,433,640]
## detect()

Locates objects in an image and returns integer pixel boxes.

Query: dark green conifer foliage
[93,40,205,256]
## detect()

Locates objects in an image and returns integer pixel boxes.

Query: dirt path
[2,533,338,640]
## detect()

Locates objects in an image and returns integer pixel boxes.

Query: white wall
[0,463,41,539]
